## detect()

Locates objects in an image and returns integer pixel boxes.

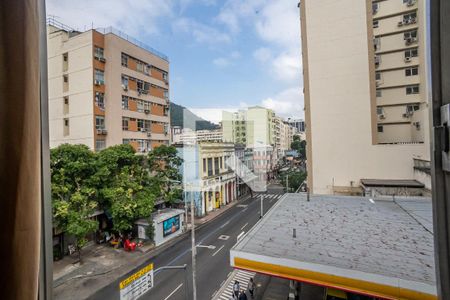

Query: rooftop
[230,193,436,299]
[47,18,168,62]
[360,178,425,188]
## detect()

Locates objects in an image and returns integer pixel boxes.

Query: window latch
[439,103,450,172]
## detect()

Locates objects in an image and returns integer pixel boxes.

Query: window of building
[406,85,420,94]
[377,125,384,133]
[63,118,69,136]
[203,158,207,173]
[137,119,145,131]
[405,67,419,76]
[405,48,418,58]
[220,157,223,169]
[96,140,106,151]
[62,53,68,71]
[122,75,129,90]
[144,64,150,75]
[404,30,418,40]
[137,61,144,73]
[164,90,169,100]
[373,20,379,28]
[377,107,383,115]
[121,53,128,67]
[63,96,69,114]
[375,72,381,81]
[376,89,382,97]
[372,2,379,14]
[94,69,104,84]
[95,116,105,130]
[95,92,105,110]
[214,157,219,174]
[94,47,104,60]
[373,37,380,51]
[63,75,69,92]
[122,117,129,131]
[403,12,417,24]
[163,72,168,81]
[207,158,213,176]
[122,96,129,110]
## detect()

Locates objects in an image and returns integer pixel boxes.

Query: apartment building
[222,110,247,145]
[288,118,305,133]
[274,117,294,157]
[222,106,276,147]
[47,20,170,153]
[300,0,430,195]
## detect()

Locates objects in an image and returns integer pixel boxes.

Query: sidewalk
[53,193,251,299]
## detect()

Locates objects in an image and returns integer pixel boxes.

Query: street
[90,184,285,300]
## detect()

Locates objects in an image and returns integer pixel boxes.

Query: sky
[47,0,304,124]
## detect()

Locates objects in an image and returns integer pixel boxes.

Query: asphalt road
[90,184,285,300]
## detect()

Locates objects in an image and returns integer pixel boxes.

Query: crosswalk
[255,193,283,200]
[215,270,255,300]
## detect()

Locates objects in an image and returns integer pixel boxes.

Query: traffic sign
[119,263,154,300]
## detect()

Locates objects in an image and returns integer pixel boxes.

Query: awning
[230,194,437,300]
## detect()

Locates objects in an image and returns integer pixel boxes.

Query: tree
[281,170,307,192]
[51,144,98,262]
[96,144,156,233]
[291,139,306,159]
[147,145,183,204]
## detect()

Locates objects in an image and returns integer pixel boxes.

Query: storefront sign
[119,263,154,300]
[163,215,180,237]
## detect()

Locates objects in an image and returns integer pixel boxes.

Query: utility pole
[286,174,289,192]
[260,194,263,219]
[190,187,197,300]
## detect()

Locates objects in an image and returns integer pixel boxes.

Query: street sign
[119,263,154,300]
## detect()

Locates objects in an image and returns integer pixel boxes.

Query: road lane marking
[237,231,245,241]
[220,221,230,228]
[163,283,183,300]
[212,245,225,257]
[241,222,248,230]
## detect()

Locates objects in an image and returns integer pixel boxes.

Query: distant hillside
[170,102,219,130]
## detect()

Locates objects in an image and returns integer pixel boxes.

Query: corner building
[47,21,170,152]
[300,0,430,194]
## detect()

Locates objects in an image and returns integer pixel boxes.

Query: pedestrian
[247,278,255,298]
[238,290,248,300]
[233,280,240,299]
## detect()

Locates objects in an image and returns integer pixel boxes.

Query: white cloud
[47,0,174,37]
[261,87,304,119]
[253,47,272,62]
[213,50,241,67]
[172,18,231,44]
[213,57,230,67]
[272,51,302,82]
[230,51,241,59]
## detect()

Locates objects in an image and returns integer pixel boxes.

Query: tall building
[172,128,223,144]
[47,20,170,153]
[300,0,430,195]
[222,106,276,147]
[288,118,305,133]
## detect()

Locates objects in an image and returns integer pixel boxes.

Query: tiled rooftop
[233,193,435,285]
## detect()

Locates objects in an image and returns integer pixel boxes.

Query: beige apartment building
[47,20,170,153]
[300,0,430,195]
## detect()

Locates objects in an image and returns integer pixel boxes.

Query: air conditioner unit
[407,0,416,6]
[147,132,152,137]
[404,57,412,62]
[398,21,404,27]
[376,81,381,87]
[122,84,128,91]
[402,113,411,118]
[94,80,102,86]
[379,114,385,119]
[141,90,148,94]
[96,129,103,135]
[140,128,147,132]
[99,57,106,63]
[144,109,150,114]
[409,18,417,24]
[405,38,413,45]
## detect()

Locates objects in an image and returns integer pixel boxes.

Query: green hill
[170,102,219,130]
